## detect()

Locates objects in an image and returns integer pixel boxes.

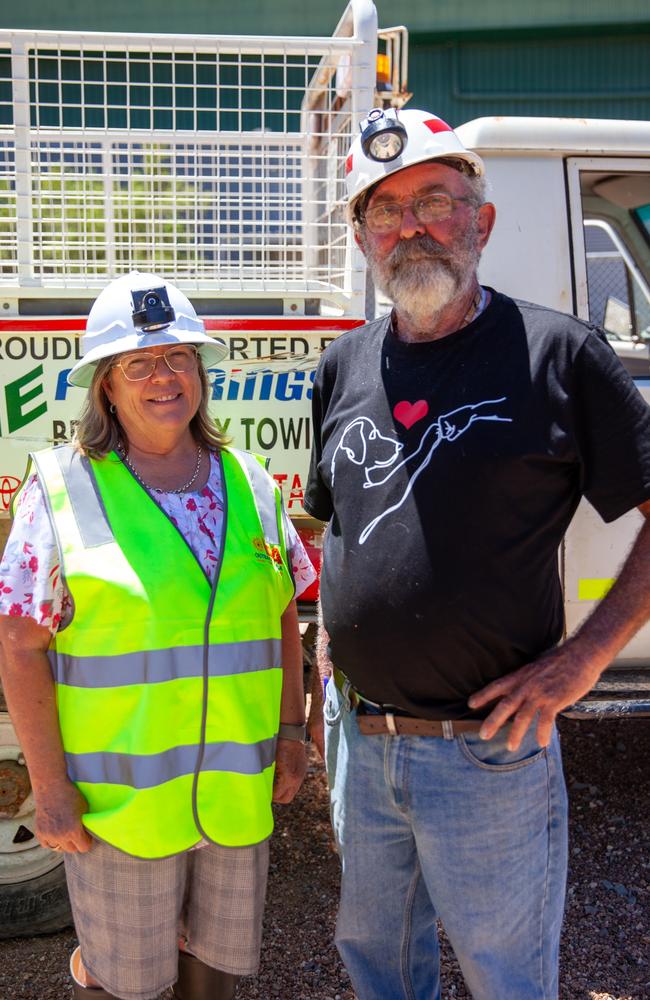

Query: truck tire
[0,861,72,938]
[0,714,72,937]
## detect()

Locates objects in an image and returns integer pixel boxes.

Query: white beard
[364,229,481,334]
[387,259,463,329]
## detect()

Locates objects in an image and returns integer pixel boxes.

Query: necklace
[460,286,487,328]
[120,443,203,495]
[389,286,489,348]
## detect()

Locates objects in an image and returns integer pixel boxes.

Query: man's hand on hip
[468,641,600,751]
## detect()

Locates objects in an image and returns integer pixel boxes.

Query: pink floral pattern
[0,455,316,634]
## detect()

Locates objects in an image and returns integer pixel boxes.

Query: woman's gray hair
[73,354,230,459]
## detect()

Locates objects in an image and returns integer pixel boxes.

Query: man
[304,108,650,1000]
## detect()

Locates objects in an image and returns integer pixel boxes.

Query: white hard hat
[68,271,228,387]
[346,108,485,223]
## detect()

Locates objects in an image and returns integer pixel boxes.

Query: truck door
[564,157,650,693]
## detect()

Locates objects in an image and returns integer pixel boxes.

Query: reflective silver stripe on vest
[49,637,281,688]
[54,445,114,549]
[65,736,276,788]
[237,451,280,546]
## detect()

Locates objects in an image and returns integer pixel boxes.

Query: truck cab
[457,115,650,716]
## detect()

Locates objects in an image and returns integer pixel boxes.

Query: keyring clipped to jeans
[332,667,407,715]
[324,674,346,727]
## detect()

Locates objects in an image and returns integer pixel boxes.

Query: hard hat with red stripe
[345,108,485,224]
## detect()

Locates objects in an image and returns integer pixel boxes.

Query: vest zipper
[191,449,229,841]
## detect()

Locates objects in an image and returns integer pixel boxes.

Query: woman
[0,272,315,1000]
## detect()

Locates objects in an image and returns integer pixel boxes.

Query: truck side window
[584,219,650,342]
[581,172,650,376]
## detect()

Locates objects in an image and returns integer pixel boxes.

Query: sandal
[70,946,121,1000]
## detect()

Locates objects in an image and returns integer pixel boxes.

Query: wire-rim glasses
[362,192,476,234]
[112,346,199,382]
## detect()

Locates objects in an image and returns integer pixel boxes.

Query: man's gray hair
[353,155,487,231]
[434,157,487,206]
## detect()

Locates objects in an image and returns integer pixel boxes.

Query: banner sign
[0,319,360,516]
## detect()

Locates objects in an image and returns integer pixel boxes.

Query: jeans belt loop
[385,712,398,736]
[442,720,455,740]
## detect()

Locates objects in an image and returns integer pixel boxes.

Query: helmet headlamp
[131,286,176,332]
[360,108,408,163]
[345,109,485,226]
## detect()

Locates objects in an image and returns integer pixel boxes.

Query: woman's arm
[0,615,92,852]
[272,599,308,804]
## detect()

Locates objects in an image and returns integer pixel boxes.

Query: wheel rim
[0,715,63,884]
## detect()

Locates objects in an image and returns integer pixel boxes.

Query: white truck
[0,0,648,937]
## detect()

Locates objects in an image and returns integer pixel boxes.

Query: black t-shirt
[304,291,650,719]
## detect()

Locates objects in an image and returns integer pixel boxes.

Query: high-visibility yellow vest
[33,444,294,858]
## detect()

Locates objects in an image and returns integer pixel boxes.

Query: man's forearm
[567,506,650,676]
[316,606,333,683]
[306,604,332,753]
[310,604,333,709]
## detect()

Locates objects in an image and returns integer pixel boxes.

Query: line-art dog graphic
[359,398,512,543]
[330,417,403,487]
[330,399,512,545]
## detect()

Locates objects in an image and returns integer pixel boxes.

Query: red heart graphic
[393,399,429,429]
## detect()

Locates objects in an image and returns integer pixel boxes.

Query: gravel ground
[0,717,648,1000]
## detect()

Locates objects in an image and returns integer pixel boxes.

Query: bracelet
[278,722,307,743]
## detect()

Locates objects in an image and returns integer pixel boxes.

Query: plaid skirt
[64,837,269,1000]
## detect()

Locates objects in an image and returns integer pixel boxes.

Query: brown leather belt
[332,668,483,738]
[356,715,483,738]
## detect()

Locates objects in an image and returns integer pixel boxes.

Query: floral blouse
[0,452,317,633]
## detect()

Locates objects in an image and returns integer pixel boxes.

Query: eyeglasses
[362,192,476,234]
[112,346,199,382]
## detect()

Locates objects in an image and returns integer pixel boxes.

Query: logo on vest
[252,536,284,571]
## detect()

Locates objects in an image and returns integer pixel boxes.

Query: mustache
[387,234,453,267]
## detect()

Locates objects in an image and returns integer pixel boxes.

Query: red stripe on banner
[0,318,363,334]
[0,318,86,332]
[345,153,353,175]
[423,118,453,135]
[204,318,362,332]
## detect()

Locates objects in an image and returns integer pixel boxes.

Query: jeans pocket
[323,676,344,728]
[458,727,548,772]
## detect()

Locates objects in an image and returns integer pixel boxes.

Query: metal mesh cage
[1,16,375,310]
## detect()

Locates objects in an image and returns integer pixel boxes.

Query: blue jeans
[324,677,568,1000]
